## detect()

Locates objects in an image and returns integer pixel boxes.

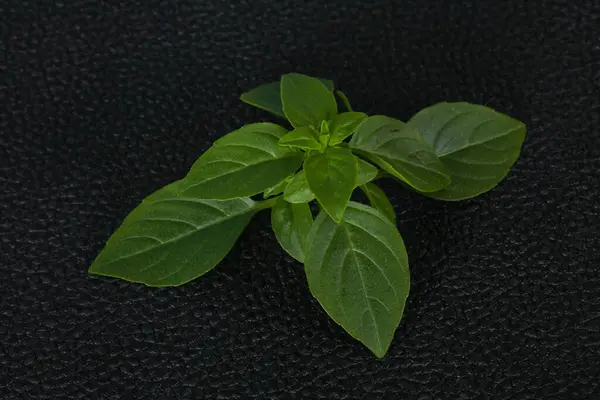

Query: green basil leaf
[240,81,286,118]
[318,78,335,92]
[182,123,303,199]
[89,180,257,287]
[271,198,313,262]
[263,176,292,199]
[281,73,338,129]
[355,158,379,187]
[328,112,367,145]
[406,102,527,200]
[284,158,374,203]
[350,115,451,192]
[304,147,357,222]
[240,78,334,119]
[279,127,322,151]
[319,134,331,149]
[283,170,315,204]
[320,120,330,135]
[282,157,373,206]
[360,183,396,223]
[304,202,410,358]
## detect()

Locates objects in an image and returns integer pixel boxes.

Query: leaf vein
[147,198,229,216]
[344,220,405,270]
[119,235,163,244]
[142,217,198,229]
[139,251,169,272]
[201,159,248,168]
[345,229,382,353]
[439,123,523,157]
[367,296,391,313]
[352,248,399,302]
[96,206,253,268]
[434,110,474,150]
[216,143,277,158]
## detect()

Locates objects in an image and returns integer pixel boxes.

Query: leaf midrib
[352,126,450,184]
[343,226,382,354]
[437,123,524,157]
[186,154,302,191]
[307,151,355,220]
[365,153,441,191]
[94,199,255,268]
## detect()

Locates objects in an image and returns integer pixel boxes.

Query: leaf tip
[331,216,343,224]
[323,203,346,224]
[87,264,109,279]
[372,348,388,359]
[88,258,115,278]
[366,341,390,359]
[87,260,101,274]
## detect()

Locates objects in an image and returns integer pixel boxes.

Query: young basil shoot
[89,73,527,358]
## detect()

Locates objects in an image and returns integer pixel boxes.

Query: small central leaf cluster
[89,73,526,358]
[276,74,369,223]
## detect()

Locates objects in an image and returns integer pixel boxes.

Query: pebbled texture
[1,0,599,398]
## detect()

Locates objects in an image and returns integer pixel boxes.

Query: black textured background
[2,1,600,399]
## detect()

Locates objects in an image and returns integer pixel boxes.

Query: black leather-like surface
[2,1,600,398]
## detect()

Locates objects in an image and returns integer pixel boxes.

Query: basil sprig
[90,73,526,358]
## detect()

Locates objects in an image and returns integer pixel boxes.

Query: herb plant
[89,73,527,358]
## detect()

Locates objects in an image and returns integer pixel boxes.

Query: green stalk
[336,90,353,112]
[255,196,279,210]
